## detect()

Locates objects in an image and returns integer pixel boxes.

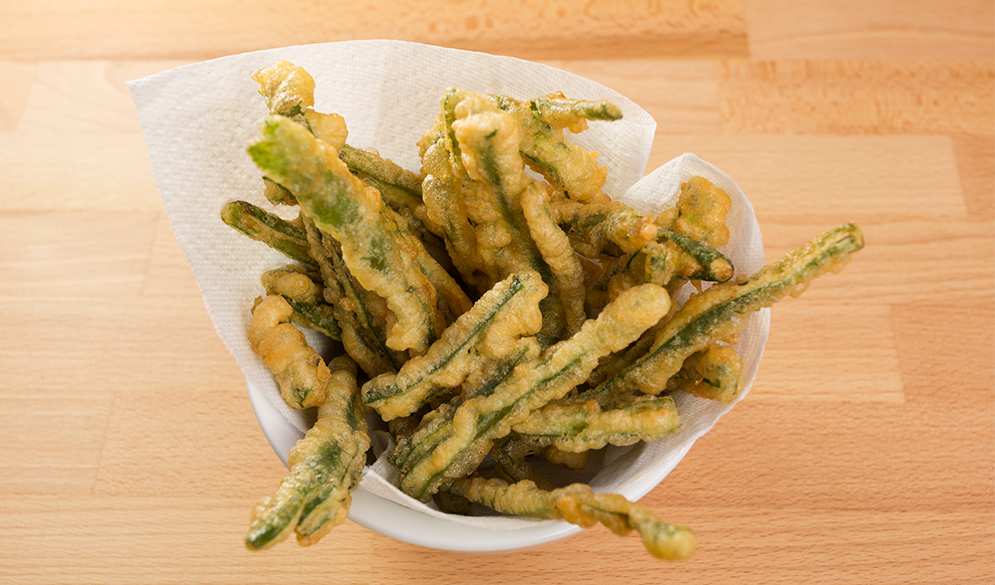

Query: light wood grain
[0,0,748,61]
[745,0,995,60]
[721,60,995,135]
[0,1,993,584]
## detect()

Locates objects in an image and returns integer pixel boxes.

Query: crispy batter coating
[446,477,695,561]
[521,184,587,336]
[550,197,658,257]
[261,265,341,340]
[490,93,620,203]
[583,223,865,407]
[390,283,671,501]
[656,176,733,248]
[249,294,329,410]
[419,110,493,293]
[250,116,445,354]
[301,215,407,377]
[245,356,369,550]
[513,395,681,452]
[668,343,744,404]
[252,60,316,117]
[362,271,547,421]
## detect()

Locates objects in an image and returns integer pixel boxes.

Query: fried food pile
[224,61,865,559]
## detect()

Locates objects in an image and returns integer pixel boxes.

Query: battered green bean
[490,93,621,203]
[550,197,658,257]
[220,200,316,269]
[419,96,493,292]
[248,295,329,410]
[654,229,734,283]
[250,116,444,354]
[656,176,733,248]
[512,395,681,452]
[390,283,672,501]
[261,265,341,340]
[340,143,423,208]
[450,91,568,345]
[492,436,556,491]
[521,184,587,336]
[245,357,369,549]
[362,271,547,421]
[530,95,624,129]
[446,477,695,561]
[301,216,405,376]
[582,222,865,407]
[667,343,743,404]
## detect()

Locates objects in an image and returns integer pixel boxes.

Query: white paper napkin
[128,40,768,531]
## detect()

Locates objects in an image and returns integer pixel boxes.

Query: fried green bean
[390,283,672,501]
[250,115,444,354]
[653,229,735,283]
[667,343,743,404]
[513,395,681,452]
[301,215,407,376]
[220,200,317,269]
[446,477,695,561]
[582,223,865,408]
[339,144,459,284]
[450,90,568,345]
[252,60,317,119]
[587,326,659,391]
[492,436,556,491]
[531,95,624,129]
[245,356,369,549]
[490,93,621,203]
[587,231,735,316]
[261,265,341,340]
[521,184,587,336]
[340,144,423,208]
[550,197,658,257]
[419,109,493,293]
[656,176,733,248]
[362,271,547,421]
[248,295,329,410]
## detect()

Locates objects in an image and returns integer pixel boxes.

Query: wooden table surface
[1,1,993,583]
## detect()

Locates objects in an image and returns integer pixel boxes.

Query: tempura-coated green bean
[512,395,681,452]
[362,271,546,421]
[250,116,444,354]
[245,357,369,549]
[550,197,658,257]
[261,265,341,340]
[446,477,695,561]
[490,93,620,203]
[582,223,864,407]
[667,343,743,404]
[390,283,672,501]
[248,295,329,410]
[221,200,316,269]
